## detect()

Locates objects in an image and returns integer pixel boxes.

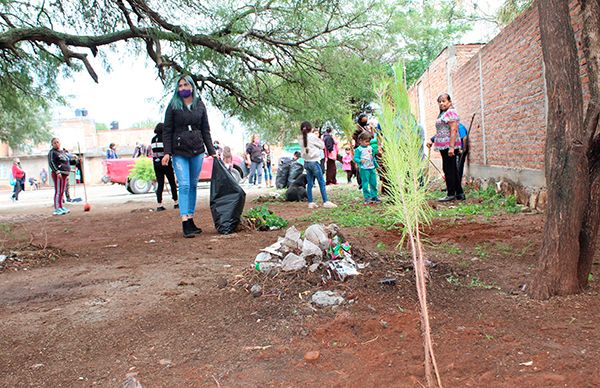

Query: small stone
[31,363,44,369]
[304,350,320,362]
[158,359,172,366]
[250,284,263,297]
[311,291,344,307]
[380,320,389,329]
[379,278,397,286]
[216,277,228,289]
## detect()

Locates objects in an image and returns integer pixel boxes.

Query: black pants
[440,149,463,197]
[326,158,337,185]
[153,160,177,204]
[12,180,22,200]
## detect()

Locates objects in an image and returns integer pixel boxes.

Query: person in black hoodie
[47,138,72,216]
[151,123,178,212]
[162,75,216,238]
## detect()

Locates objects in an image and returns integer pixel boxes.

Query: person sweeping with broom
[48,138,71,215]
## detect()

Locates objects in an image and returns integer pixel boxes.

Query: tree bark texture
[530,0,588,299]
[577,0,600,288]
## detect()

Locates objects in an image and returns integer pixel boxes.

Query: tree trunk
[577,0,600,288]
[529,0,588,299]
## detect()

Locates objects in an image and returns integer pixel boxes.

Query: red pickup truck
[102,156,244,194]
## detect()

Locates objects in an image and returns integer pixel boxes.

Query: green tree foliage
[496,0,532,27]
[130,119,158,129]
[0,0,471,143]
[388,0,472,86]
[95,122,109,130]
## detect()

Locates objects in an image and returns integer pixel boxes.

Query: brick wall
[409,1,587,187]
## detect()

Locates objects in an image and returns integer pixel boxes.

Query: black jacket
[48,148,71,174]
[163,100,216,157]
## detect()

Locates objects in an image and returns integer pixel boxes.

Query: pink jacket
[342,153,353,171]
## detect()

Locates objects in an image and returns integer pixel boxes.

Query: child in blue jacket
[354,131,381,204]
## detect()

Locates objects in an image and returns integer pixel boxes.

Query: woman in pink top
[428,93,464,202]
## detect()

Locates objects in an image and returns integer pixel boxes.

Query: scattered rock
[311,291,344,307]
[216,277,228,289]
[250,284,263,297]
[31,363,44,369]
[304,350,320,362]
[123,374,143,388]
[158,359,172,366]
[379,278,397,286]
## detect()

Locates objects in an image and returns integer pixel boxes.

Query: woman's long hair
[300,121,312,152]
[168,75,200,111]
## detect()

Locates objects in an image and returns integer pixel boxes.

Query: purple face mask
[178,89,193,98]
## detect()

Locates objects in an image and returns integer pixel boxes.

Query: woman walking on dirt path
[300,121,337,209]
[162,75,217,238]
[47,138,71,215]
[427,93,464,202]
[151,123,178,212]
[10,158,25,202]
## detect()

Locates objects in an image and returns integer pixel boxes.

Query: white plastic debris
[304,224,329,250]
[255,252,273,262]
[281,253,306,271]
[301,239,322,260]
[282,226,302,250]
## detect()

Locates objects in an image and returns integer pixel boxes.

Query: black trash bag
[287,162,304,187]
[210,159,246,234]
[275,162,291,189]
[285,174,308,202]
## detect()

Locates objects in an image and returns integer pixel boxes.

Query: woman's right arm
[162,105,174,165]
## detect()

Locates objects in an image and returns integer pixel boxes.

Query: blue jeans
[173,154,204,217]
[248,161,263,185]
[305,161,328,203]
[263,163,272,181]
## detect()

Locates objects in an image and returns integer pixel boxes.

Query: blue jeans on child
[305,161,328,203]
[359,168,378,200]
[263,163,272,181]
[173,153,204,217]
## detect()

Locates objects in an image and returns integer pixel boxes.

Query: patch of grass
[589,273,593,282]
[296,186,397,228]
[474,244,490,259]
[376,242,387,251]
[468,277,497,290]
[0,223,13,235]
[495,242,513,255]
[432,242,462,255]
[457,260,471,269]
[445,274,460,285]
[432,187,522,218]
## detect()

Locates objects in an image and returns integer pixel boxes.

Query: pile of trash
[254,223,367,281]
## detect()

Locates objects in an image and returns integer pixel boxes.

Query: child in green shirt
[353,131,381,204]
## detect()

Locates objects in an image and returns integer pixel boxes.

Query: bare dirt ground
[1,189,599,387]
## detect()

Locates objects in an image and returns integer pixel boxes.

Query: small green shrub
[244,205,288,230]
[128,157,155,182]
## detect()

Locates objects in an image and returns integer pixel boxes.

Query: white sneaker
[323,201,337,208]
[308,202,318,209]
